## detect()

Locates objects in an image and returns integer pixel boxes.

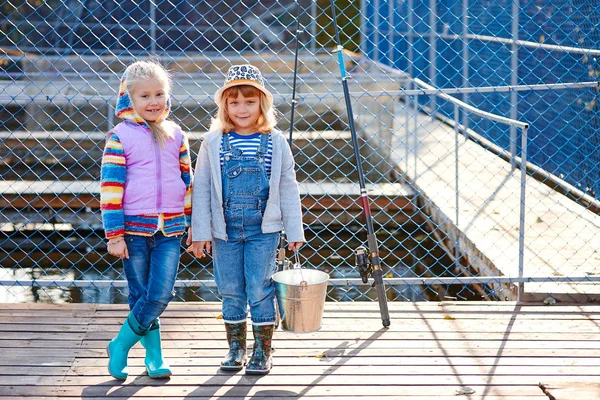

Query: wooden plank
[2,374,591,386]
[3,347,600,358]
[0,397,548,400]
[66,355,600,368]
[0,366,70,376]
[0,385,548,398]
[56,364,600,377]
[5,320,600,334]
[71,336,600,350]
[4,310,600,323]
[0,316,95,324]
[0,339,83,348]
[4,300,600,313]
[0,357,74,367]
[539,382,600,400]
[4,329,600,341]
[0,302,97,310]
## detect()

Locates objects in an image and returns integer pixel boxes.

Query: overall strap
[256,133,269,160]
[222,133,232,153]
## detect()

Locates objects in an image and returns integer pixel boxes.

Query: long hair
[209,85,277,133]
[124,60,175,147]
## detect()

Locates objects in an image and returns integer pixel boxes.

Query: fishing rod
[277,1,303,272]
[288,3,302,144]
[328,0,390,328]
[275,4,304,330]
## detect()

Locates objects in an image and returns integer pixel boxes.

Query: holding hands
[188,241,212,258]
[187,240,303,258]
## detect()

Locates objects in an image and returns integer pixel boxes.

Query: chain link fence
[1,0,599,304]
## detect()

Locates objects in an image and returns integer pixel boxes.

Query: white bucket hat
[214,64,274,104]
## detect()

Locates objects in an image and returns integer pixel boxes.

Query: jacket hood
[114,71,171,128]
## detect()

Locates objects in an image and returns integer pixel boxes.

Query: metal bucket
[272,268,329,333]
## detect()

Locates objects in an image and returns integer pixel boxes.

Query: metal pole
[429,0,437,113]
[150,0,157,54]
[405,93,410,173]
[517,126,528,301]
[310,0,317,55]
[461,0,470,131]
[389,0,395,64]
[360,0,367,56]
[408,0,417,179]
[374,0,381,62]
[408,0,414,79]
[510,0,520,170]
[329,0,390,327]
[454,103,460,271]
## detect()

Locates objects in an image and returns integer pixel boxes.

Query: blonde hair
[209,85,277,133]
[125,60,175,147]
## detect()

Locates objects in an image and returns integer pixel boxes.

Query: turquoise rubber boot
[140,319,172,378]
[107,313,145,380]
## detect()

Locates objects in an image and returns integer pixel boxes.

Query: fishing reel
[355,246,372,284]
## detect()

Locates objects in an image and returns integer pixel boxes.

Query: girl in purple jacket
[100,60,193,380]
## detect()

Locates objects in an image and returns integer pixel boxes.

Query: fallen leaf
[543,297,556,305]
[456,386,476,395]
[444,315,456,320]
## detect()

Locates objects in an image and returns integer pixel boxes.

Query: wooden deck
[1,301,600,399]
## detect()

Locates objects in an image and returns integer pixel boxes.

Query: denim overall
[213,133,278,325]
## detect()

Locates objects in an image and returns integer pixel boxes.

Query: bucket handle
[294,251,308,289]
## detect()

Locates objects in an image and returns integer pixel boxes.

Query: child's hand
[107,238,129,259]
[287,242,304,252]
[185,226,192,246]
[188,241,211,258]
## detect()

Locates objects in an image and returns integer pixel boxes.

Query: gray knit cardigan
[191,129,305,243]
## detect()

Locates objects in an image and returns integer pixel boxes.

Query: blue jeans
[122,231,181,330]
[213,204,278,325]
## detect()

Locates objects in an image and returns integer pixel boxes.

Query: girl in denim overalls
[190,64,305,375]
[100,60,193,380]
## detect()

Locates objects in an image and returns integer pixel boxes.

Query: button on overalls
[212,133,278,324]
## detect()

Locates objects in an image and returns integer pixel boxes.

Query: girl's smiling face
[226,92,261,135]
[131,76,168,123]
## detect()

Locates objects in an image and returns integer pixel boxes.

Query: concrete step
[1,51,408,132]
[0,180,416,230]
[0,130,395,183]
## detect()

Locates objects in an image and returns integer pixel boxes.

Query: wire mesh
[1,0,599,304]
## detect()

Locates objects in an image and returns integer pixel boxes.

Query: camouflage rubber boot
[245,324,274,375]
[220,322,247,371]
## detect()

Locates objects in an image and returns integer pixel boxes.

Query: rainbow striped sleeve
[100,132,126,239]
[179,132,193,226]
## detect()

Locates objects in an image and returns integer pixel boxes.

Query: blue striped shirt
[220,132,273,177]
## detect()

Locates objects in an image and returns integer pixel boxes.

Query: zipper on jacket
[154,138,162,210]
